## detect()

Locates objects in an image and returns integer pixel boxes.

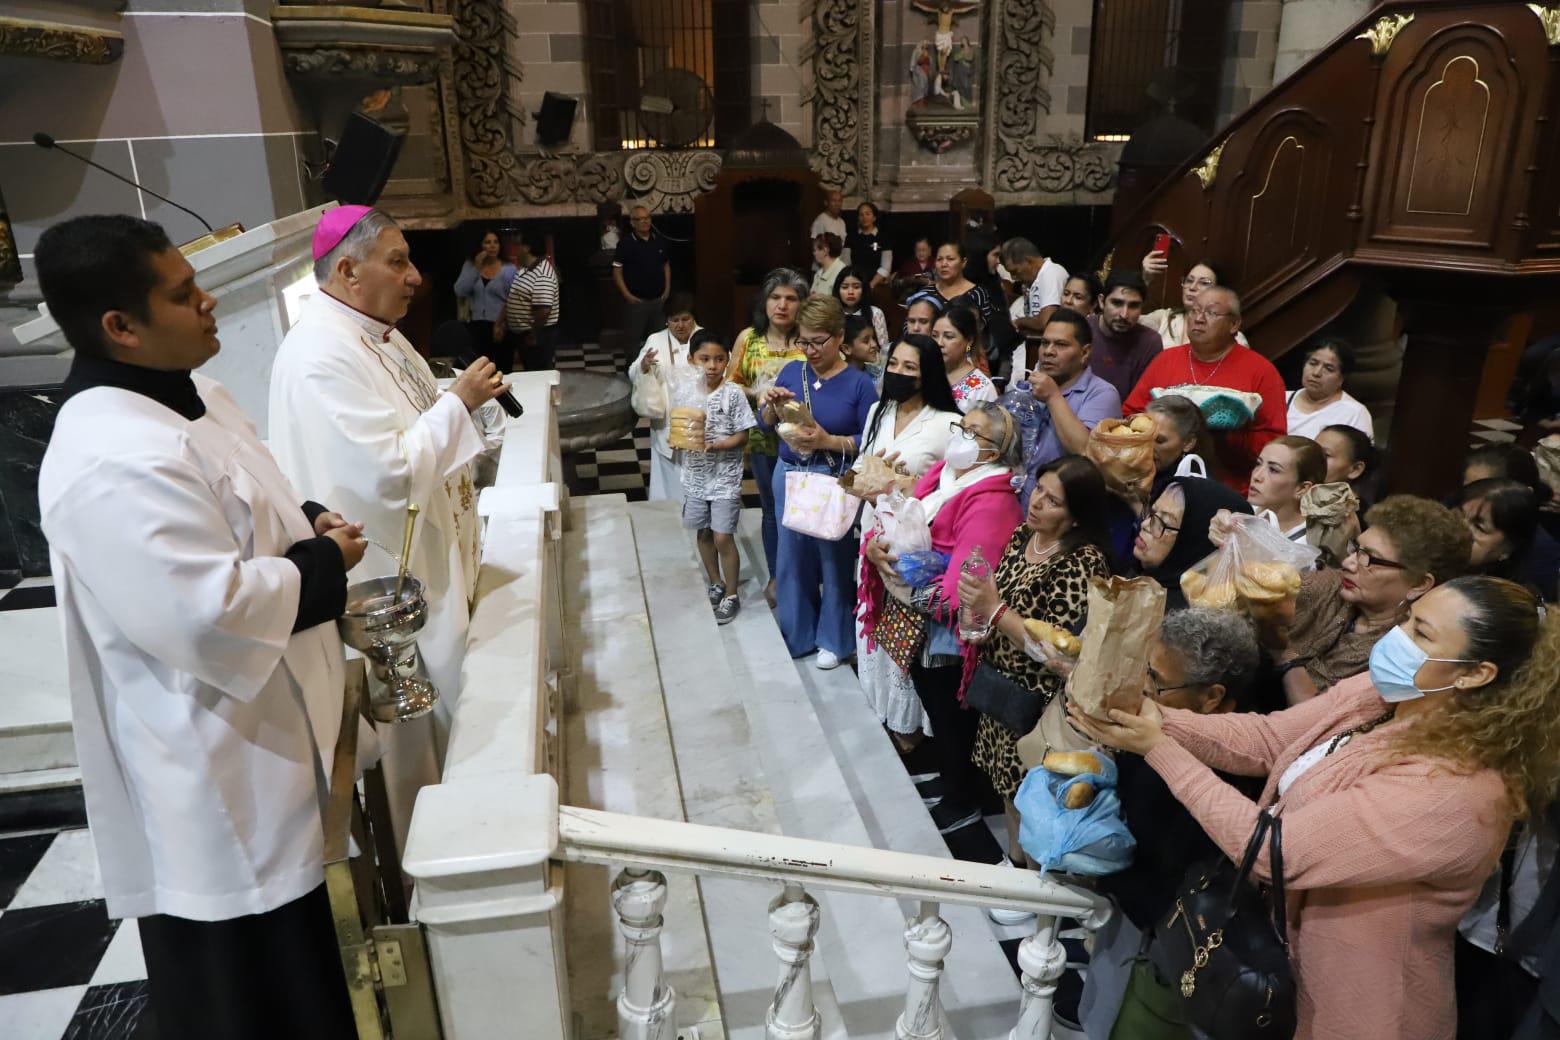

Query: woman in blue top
[454,229,519,372]
[757,294,879,667]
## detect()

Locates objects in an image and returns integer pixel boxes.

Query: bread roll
[668,406,707,450]
[1062,781,1097,810]
[1181,570,1238,609]
[1128,413,1156,434]
[1042,749,1106,776]
[1023,617,1082,657]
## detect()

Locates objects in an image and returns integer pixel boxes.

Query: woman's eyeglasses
[1181,275,1215,289]
[1143,511,1180,538]
[1344,540,1406,571]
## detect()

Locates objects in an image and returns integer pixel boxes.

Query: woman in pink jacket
[1071,575,1560,1039]
[863,401,1023,862]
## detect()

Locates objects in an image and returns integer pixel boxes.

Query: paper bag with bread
[1085,416,1157,498]
[1179,512,1319,624]
[775,398,819,456]
[840,452,909,500]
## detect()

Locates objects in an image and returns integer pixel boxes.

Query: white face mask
[945,428,985,470]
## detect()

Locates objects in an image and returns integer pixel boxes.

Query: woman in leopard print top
[958,456,1115,865]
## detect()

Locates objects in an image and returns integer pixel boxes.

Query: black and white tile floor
[0,827,153,1038]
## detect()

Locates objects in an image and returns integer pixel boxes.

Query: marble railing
[402,375,1109,1038]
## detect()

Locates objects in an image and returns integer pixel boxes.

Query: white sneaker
[987,906,1037,925]
[815,649,841,670]
[987,858,1036,925]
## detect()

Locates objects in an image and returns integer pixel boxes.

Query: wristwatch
[1274,656,1313,678]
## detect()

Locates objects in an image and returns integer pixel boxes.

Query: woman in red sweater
[1071,575,1560,1040]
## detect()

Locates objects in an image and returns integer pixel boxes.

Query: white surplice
[39,376,363,922]
[267,293,500,841]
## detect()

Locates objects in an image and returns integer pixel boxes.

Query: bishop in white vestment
[268,207,508,837]
[36,215,369,1039]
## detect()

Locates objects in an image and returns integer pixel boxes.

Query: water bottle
[958,545,994,642]
[999,380,1043,463]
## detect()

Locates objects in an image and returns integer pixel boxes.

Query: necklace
[1187,345,1235,386]
[1324,708,1396,755]
[1025,532,1062,562]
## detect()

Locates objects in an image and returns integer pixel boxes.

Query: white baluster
[1009,914,1068,1040]
[896,901,951,1040]
[612,868,676,1040]
[766,881,822,1040]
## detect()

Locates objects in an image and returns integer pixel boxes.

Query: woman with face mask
[1272,495,1471,705]
[1072,574,1560,1040]
[854,335,963,747]
[862,402,1024,862]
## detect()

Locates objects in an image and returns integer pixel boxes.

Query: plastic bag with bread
[1085,416,1157,497]
[1179,512,1319,618]
[667,367,710,451]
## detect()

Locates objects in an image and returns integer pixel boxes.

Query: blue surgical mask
[1367,625,1473,702]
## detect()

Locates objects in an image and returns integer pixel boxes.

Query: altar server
[36,215,369,1039]
[268,207,508,818]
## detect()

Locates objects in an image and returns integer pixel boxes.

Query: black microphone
[435,320,522,418]
[34,131,215,233]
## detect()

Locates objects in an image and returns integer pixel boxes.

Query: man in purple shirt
[1087,269,1162,401]
[1019,307,1123,502]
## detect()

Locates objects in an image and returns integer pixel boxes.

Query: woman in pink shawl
[862,401,1023,861]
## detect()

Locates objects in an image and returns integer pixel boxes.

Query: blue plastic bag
[1015,755,1136,876]
[895,549,951,588]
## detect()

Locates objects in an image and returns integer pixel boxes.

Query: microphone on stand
[33,131,216,233]
[434,320,523,419]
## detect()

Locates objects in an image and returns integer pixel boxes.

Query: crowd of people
[631,206,1560,1040]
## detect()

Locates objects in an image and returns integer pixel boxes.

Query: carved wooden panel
[1215,110,1335,314]
[1367,25,1523,250]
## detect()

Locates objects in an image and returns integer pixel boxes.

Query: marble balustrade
[401,377,1111,1039]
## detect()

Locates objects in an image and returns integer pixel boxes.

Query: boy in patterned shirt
[680,330,757,623]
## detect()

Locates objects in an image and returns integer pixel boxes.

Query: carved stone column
[896,901,951,1040]
[611,867,676,1040]
[766,881,822,1040]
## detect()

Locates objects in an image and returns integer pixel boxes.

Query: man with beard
[1018,307,1122,502]
[1086,268,1163,401]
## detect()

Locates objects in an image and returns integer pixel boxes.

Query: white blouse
[1286,389,1374,441]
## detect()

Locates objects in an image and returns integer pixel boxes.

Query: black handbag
[964,660,1046,736]
[1148,807,1297,1040]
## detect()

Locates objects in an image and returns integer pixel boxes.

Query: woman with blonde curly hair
[1072,574,1560,1040]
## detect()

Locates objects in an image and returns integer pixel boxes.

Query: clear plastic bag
[667,366,709,451]
[877,488,932,555]
[1180,512,1320,615]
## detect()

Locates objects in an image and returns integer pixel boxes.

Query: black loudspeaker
[536,92,578,146]
[323,113,404,205]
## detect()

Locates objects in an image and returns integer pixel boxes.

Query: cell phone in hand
[1153,232,1172,258]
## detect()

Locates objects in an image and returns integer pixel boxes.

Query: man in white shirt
[269,206,509,844]
[36,214,370,1039]
[810,188,847,268]
[1001,237,1069,377]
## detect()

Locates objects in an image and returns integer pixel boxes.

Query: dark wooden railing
[1103,1,1560,496]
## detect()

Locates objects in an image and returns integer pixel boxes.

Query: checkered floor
[554,341,762,508]
[0,827,152,1038]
